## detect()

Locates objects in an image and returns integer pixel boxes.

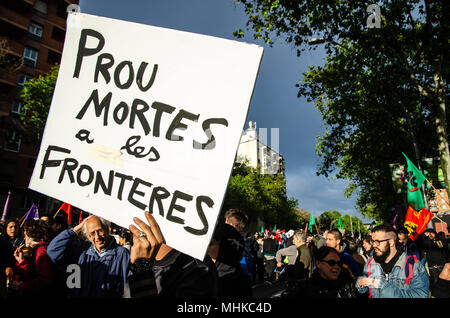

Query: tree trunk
[434,70,450,195]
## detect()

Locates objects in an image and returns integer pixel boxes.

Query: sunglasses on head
[321,259,343,267]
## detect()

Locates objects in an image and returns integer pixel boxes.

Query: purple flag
[392,214,398,230]
[1,191,11,221]
[24,203,39,221]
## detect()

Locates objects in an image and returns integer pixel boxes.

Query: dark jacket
[213,223,252,297]
[432,277,450,298]
[128,249,219,298]
[421,237,449,267]
[47,229,130,298]
[284,267,356,298]
[341,251,361,279]
[0,237,15,280]
[152,249,218,298]
[292,244,314,279]
[263,238,278,256]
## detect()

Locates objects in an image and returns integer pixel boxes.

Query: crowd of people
[252,224,450,298]
[0,208,449,299]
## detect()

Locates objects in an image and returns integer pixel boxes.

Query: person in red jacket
[10,219,57,298]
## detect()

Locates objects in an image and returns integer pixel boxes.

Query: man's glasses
[320,259,342,267]
[372,238,391,246]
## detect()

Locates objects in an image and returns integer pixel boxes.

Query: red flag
[78,211,83,224]
[59,203,72,225]
[404,206,434,241]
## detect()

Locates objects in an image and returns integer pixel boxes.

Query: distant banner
[29,12,263,260]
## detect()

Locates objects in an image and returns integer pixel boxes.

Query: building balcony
[0,71,18,87]
[2,39,25,57]
[0,5,30,32]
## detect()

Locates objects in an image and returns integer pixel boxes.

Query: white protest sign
[29,12,263,260]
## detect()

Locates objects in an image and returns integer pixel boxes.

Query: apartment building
[0,0,78,218]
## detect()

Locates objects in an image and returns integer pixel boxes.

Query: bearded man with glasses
[356,225,429,298]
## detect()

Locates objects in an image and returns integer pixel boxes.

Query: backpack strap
[404,254,418,285]
[367,256,373,298]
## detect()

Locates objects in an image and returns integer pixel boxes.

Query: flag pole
[314,222,319,234]
[18,211,28,223]
[424,178,449,223]
[425,178,450,206]
[432,214,446,223]
[53,208,62,218]
[20,213,28,227]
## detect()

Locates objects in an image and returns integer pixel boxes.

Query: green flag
[402,153,426,211]
[337,217,343,230]
[260,226,264,236]
[308,213,315,232]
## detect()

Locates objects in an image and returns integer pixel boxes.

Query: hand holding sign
[129,212,164,264]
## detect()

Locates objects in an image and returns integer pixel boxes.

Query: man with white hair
[47,215,130,298]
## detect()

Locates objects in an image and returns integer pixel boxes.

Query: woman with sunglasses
[283,246,356,298]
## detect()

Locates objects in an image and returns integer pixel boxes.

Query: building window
[23,47,39,67]
[34,0,48,14]
[4,131,21,152]
[28,23,43,41]
[17,74,32,91]
[47,49,61,65]
[51,26,65,42]
[11,100,24,114]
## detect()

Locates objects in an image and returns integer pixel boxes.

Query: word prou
[40,145,213,236]
[72,28,229,150]
[73,29,158,92]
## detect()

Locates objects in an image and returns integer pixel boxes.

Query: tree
[20,64,59,142]
[318,210,342,230]
[318,210,368,237]
[222,161,302,229]
[0,38,22,104]
[234,0,449,221]
[0,38,22,74]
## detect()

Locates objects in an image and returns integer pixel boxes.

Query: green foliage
[234,0,449,222]
[318,210,368,236]
[20,64,59,142]
[222,161,301,229]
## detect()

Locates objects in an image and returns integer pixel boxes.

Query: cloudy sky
[78,0,374,223]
